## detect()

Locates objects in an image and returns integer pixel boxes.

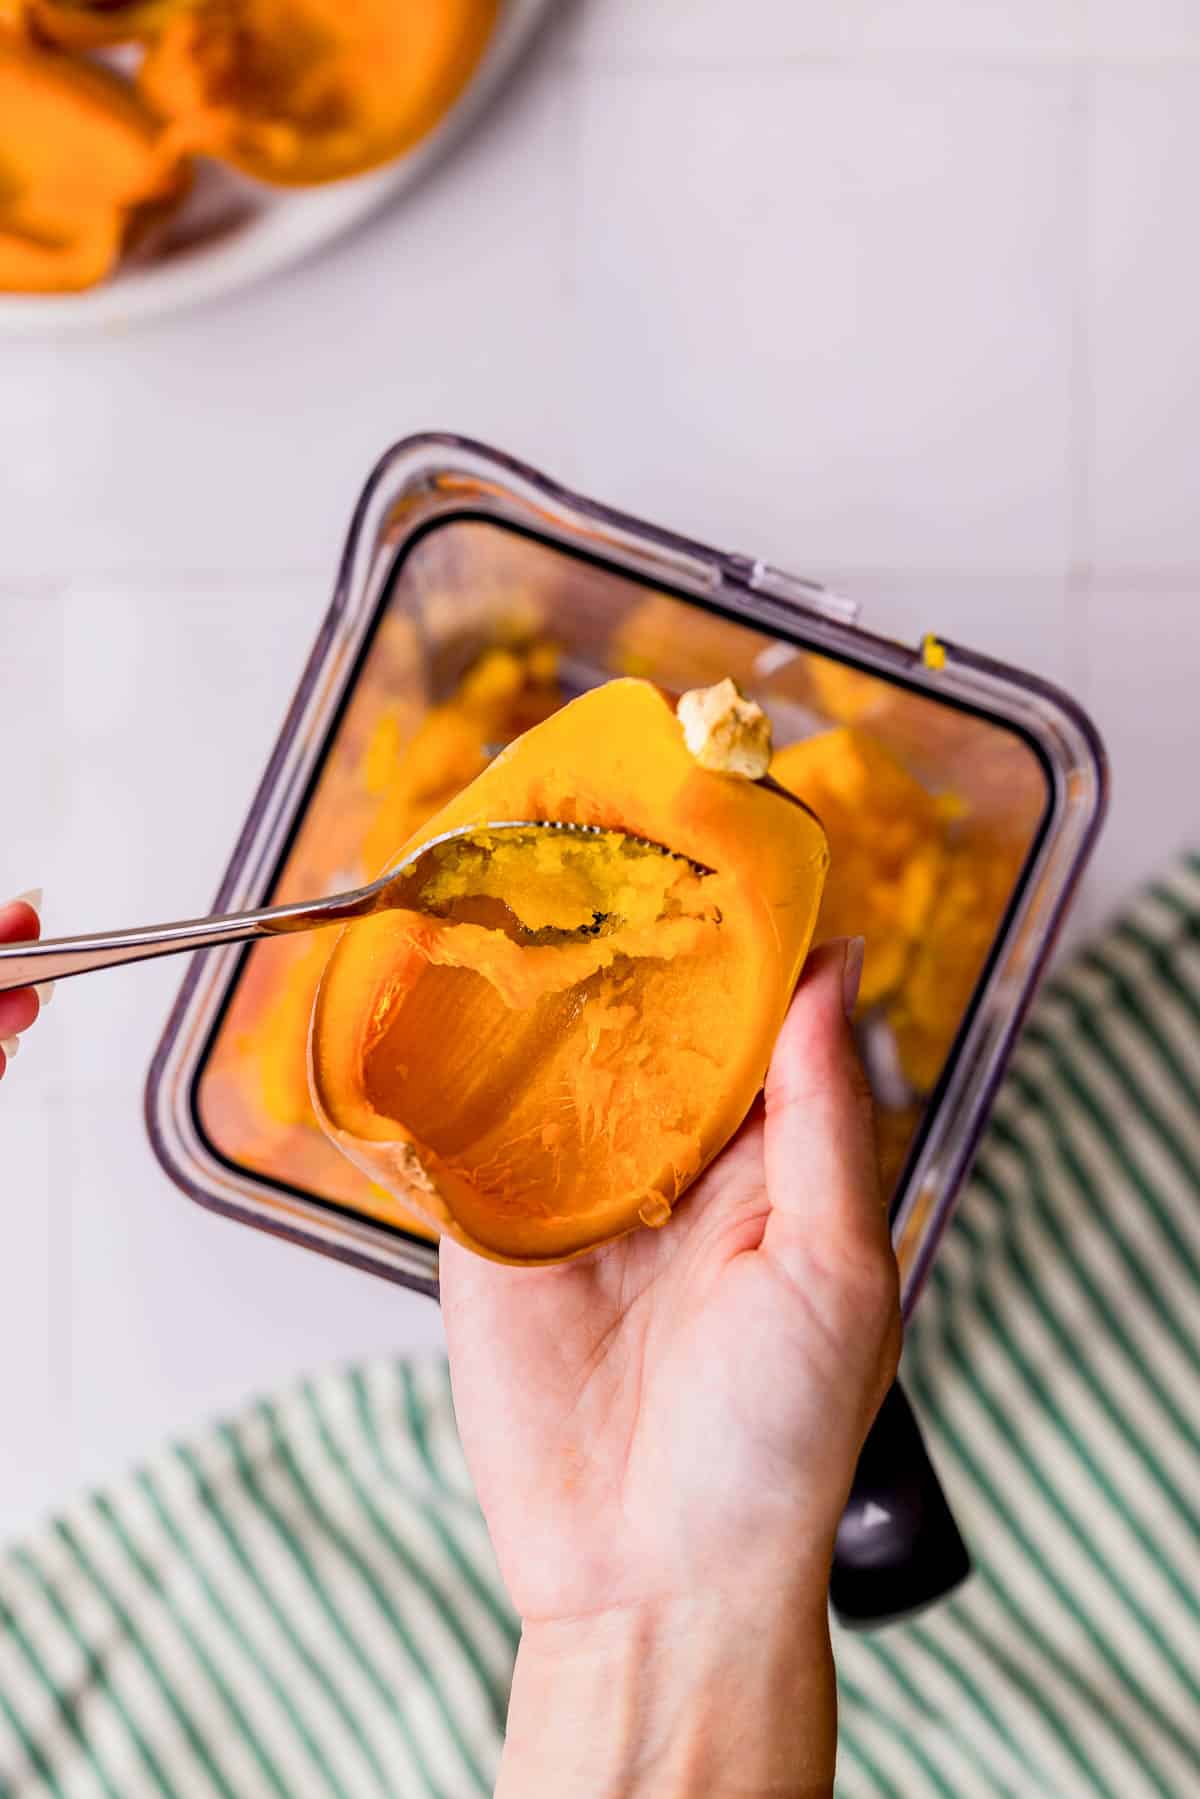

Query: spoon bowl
[0,821,707,994]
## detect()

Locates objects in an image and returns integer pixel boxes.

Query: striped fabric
[0,1361,516,1799]
[2,856,1198,1797]
[834,855,1200,1798]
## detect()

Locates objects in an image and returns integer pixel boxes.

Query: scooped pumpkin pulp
[310,678,829,1263]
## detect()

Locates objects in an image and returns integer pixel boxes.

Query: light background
[2,0,1199,1537]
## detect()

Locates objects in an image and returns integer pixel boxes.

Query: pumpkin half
[309,678,829,1264]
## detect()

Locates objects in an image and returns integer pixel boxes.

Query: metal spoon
[0,822,708,994]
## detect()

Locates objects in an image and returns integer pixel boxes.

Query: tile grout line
[23,566,333,593]
[561,5,584,455]
[1062,56,1102,938]
[1066,65,1095,588]
[43,591,76,1498]
[1065,65,1095,728]
[560,52,1200,78]
[46,1081,76,1499]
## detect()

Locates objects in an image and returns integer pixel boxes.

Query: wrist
[497,1580,836,1799]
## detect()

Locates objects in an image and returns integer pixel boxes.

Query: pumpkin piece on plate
[888,836,1021,1094]
[0,41,186,292]
[309,677,829,1264]
[139,0,501,186]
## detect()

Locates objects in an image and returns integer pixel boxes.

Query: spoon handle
[0,891,372,993]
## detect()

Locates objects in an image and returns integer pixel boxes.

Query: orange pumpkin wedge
[139,0,501,186]
[310,678,829,1264]
[0,41,184,292]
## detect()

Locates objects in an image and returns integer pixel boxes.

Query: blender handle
[830,1380,971,1629]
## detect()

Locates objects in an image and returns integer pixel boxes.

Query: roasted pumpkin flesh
[310,678,830,1263]
[28,0,184,51]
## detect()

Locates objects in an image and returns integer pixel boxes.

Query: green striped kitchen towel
[1,855,1198,1798]
[834,856,1200,1798]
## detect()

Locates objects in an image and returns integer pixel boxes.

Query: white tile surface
[0,19,573,583]
[1089,70,1200,573]
[0,1096,71,1540]
[0,574,447,1535]
[1086,2,1200,58]
[809,570,1079,684]
[569,67,1078,575]
[64,1091,444,1499]
[1,0,1199,1538]
[53,576,327,1091]
[1079,582,1200,922]
[0,584,66,933]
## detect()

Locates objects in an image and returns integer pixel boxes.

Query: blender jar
[147,433,1106,1313]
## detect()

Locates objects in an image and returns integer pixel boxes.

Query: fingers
[0,893,44,1077]
[0,987,39,1037]
[762,939,889,1270]
[0,898,41,946]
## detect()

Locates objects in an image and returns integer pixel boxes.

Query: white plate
[0,0,557,337]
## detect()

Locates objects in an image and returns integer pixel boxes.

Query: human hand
[0,892,45,1080]
[441,939,901,1797]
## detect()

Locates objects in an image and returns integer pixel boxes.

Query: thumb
[762,939,891,1276]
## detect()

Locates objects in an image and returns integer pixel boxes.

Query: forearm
[497,1586,837,1799]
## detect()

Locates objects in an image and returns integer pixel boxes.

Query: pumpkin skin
[28,0,184,50]
[138,0,501,186]
[0,42,185,292]
[310,678,829,1264]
